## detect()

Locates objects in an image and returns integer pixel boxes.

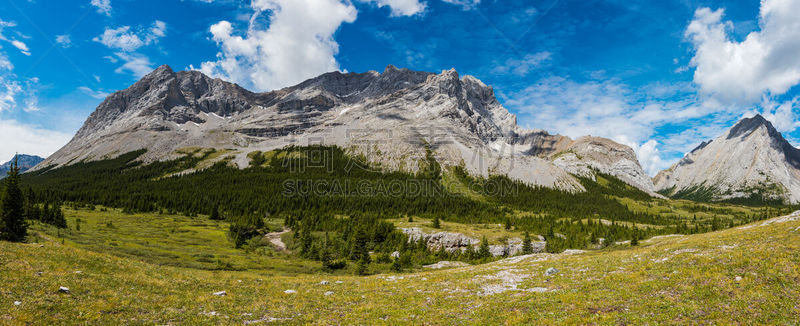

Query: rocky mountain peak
[727,114,778,140]
[655,115,800,203]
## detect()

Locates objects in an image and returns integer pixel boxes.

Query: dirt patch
[265,228,290,251]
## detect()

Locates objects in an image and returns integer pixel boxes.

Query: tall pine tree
[1,157,27,242]
[522,231,533,254]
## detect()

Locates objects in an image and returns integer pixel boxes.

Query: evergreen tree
[630,235,639,246]
[478,236,490,258]
[209,203,221,220]
[390,257,403,272]
[522,231,533,254]
[356,256,370,275]
[0,158,27,242]
[432,215,441,229]
[51,202,67,228]
[504,216,512,230]
[300,229,313,258]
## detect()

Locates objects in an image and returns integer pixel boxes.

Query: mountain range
[32,65,800,204]
[0,154,44,178]
[35,65,656,195]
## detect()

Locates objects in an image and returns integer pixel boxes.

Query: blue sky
[1,0,799,175]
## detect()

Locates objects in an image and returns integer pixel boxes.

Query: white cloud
[94,21,166,52]
[196,0,357,91]
[633,139,667,176]
[686,0,800,105]
[90,0,112,16]
[504,76,721,176]
[95,21,166,77]
[10,40,30,56]
[0,53,12,70]
[0,119,72,161]
[441,0,480,10]
[113,52,154,78]
[78,86,110,99]
[359,0,427,16]
[0,72,41,113]
[757,97,800,133]
[55,34,72,48]
[0,19,31,56]
[0,77,21,111]
[491,52,550,76]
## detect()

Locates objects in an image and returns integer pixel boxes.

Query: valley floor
[2,211,800,324]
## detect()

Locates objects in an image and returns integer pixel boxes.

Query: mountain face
[36,65,656,194]
[654,115,800,204]
[0,154,45,178]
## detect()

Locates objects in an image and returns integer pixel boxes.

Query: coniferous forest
[11,146,795,267]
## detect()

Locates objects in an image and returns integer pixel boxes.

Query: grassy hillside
[2,210,799,324]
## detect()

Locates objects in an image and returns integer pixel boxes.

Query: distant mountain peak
[655,114,800,204]
[0,154,45,178]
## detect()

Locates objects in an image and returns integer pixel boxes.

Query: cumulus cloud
[90,0,112,16]
[95,21,166,77]
[93,21,166,52]
[196,0,358,91]
[686,0,800,105]
[0,119,72,161]
[359,0,426,16]
[634,140,665,176]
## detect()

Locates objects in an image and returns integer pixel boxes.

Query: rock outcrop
[400,228,545,256]
[654,114,800,204]
[35,65,655,193]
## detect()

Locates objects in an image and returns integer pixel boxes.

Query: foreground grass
[2,211,799,324]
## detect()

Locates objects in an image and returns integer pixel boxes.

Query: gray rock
[401,227,479,253]
[58,286,70,293]
[488,245,507,257]
[401,228,545,256]
[423,261,470,269]
[13,301,21,306]
[284,289,296,294]
[324,291,334,296]
[545,268,559,276]
[319,280,329,285]
[390,251,400,259]
[212,291,226,296]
